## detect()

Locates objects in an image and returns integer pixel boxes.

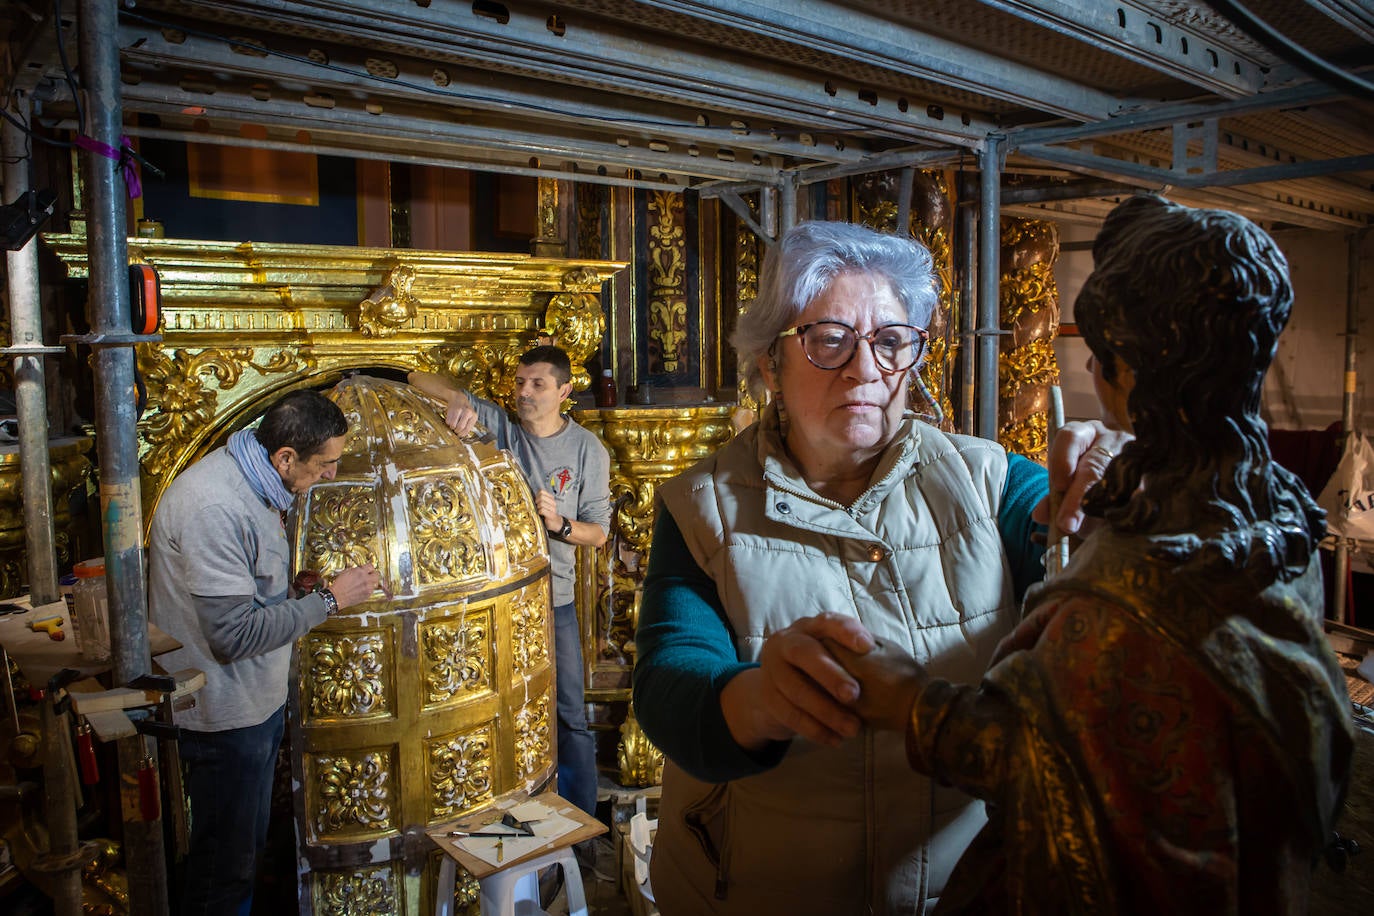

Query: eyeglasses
[776,320,928,373]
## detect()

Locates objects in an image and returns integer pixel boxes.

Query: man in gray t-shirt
[410,346,611,824]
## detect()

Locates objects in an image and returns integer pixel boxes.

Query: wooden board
[425,790,606,881]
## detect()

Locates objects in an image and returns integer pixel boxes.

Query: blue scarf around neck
[227,428,295,511]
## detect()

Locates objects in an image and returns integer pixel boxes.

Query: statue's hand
[1034,420,1134,536]
[825,638,926,733]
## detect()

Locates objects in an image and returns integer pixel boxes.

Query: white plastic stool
[435,844,588,916]
[627,796,657,905]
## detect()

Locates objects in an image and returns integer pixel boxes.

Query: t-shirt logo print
[548,467,575,495]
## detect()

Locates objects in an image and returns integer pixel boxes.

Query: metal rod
[1333,229,1364,624]
[999,179,1138,205]
[109,124,697,192]
[895,166,914,236]
[976,137,1003,441]
[778,172,798,235]
[39,691,82,915]
[760,185,778,241]
[78,1,167,912]
[2,93,60,605]
[957,171,977,435]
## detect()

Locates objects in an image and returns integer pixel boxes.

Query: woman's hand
[720,613,876,750]
[824,639,926,733]
[1034,420,1134,536]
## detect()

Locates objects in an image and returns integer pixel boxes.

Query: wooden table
[0,594,181,684]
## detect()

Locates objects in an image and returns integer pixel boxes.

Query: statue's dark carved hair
[1076,194,1324,581]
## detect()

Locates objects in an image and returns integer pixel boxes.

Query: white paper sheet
[450,801,583,867]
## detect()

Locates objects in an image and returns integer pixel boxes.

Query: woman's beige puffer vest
[650,411,1017,916]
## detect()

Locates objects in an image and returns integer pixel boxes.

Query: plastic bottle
[595,368,618,408]
[72,557,111,663]
[59,572,80,649]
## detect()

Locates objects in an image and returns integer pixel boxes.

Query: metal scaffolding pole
[77,1,168,913]
[1333,229,1364,623]
[957,172,977,435]
[778,172,798,235]
[976,136,1003,441]
[2,93,61,605]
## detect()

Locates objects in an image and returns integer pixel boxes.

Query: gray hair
[732,221,939,399]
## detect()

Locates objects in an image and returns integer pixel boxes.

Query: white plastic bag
[1318,431,1374,541]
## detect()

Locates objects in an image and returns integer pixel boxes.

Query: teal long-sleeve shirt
[631,452,1048,783]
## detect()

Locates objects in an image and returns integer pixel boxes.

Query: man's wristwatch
[556,516,573,540]
[318,587,339,617]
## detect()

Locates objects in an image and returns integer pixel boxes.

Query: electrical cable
[1205,0,1374,102]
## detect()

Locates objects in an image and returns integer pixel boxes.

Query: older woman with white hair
[632,220,1117,915]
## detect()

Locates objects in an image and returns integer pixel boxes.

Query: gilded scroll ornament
[509,587,550,673]
[543,291,604,391]
[408,477,485,585]
[303,631,390,720]
[486,466,542,568]
[137,345,304,478]
[999,337,1060,399]
[314,750,394,836]
[428,726,495,818]
[422,611,492,705]
[313,865,400,916]
[513,693,552,779]
[1001,412,1051,460]
[617,709,665,788]
[301,486,382,579]
[375,385,451,449]
[647,190,688,373]
[358,264,420,338]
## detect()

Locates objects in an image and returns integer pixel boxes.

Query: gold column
[998,218,1062,461]
[572,404,735,786]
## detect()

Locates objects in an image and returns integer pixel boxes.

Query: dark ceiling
[3,0,1372,231]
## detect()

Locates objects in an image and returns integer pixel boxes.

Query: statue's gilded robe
[908,529,1354,914]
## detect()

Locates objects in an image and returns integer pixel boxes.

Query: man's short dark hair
[520,345,572,386]
[255,389,348,460]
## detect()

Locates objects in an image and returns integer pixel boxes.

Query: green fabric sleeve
[999,453,1049,603]
[632,509,789,783]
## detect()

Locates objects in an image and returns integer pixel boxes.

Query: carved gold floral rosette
[572,403,735,785]
[288,378,555,916]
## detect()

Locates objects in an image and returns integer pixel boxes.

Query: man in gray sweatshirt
[149,389,379,916]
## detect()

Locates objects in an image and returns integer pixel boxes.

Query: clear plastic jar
[72,557,110,663]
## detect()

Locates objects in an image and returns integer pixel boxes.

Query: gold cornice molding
[42,234,626,526]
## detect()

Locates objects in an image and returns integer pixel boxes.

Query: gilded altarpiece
[43,234,623,916]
